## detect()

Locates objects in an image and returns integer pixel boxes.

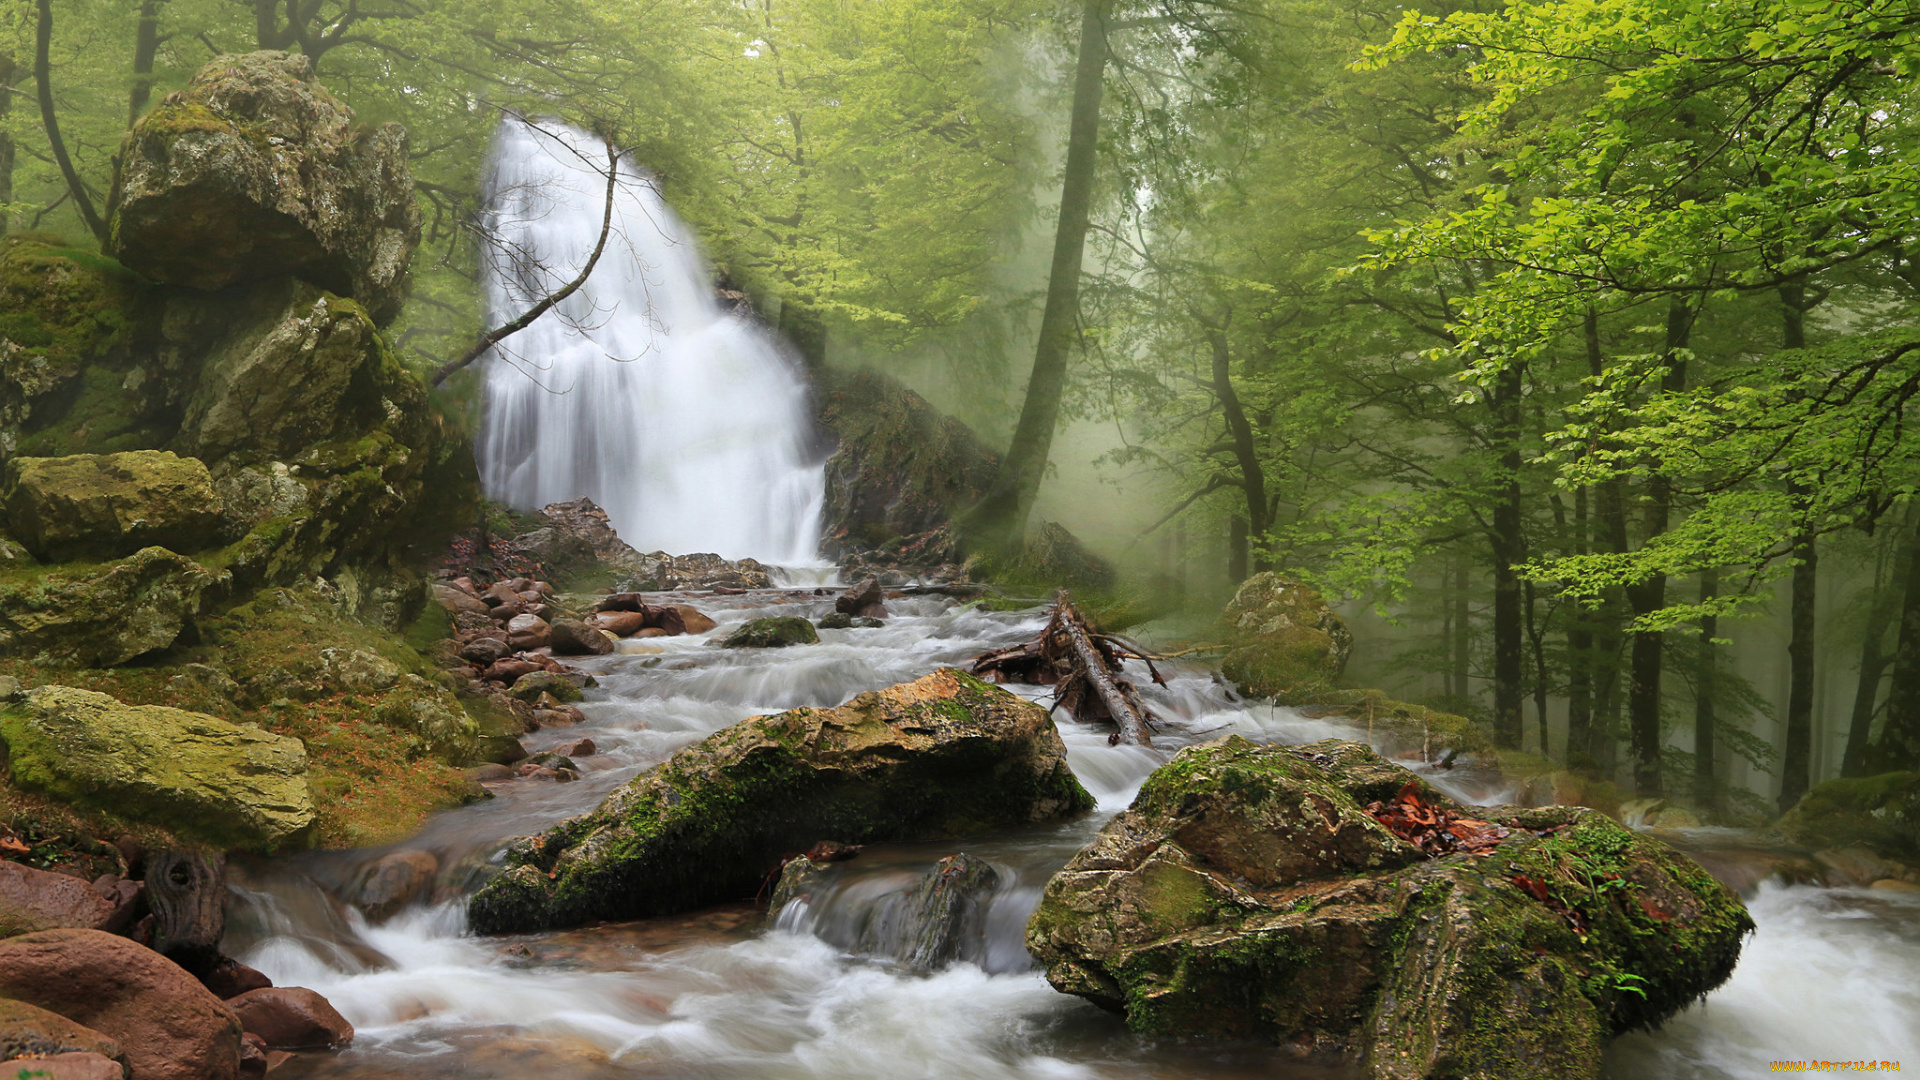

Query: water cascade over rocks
[475,118,826,564]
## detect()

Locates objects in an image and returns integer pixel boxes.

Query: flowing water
[227,590,1920,1080]
[473,119,825,565]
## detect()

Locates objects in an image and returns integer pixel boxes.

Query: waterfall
[474,118,826,565]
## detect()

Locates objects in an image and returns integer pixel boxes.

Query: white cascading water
[475,119,825,565]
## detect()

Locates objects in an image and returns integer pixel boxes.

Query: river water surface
[227,590,1920,1080]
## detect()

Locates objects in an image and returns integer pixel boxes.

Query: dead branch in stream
[970,591,1159,746]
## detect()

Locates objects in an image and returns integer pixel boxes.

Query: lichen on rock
[468,668,1093,933]
[3,451,224,561]
[1218,572,1354,703]
[109,51,420,322]
[0,685,314,850]
[0,547,226,668]
[1026,736,1752,1079]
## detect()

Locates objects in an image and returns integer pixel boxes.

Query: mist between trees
[11,0,1920,811]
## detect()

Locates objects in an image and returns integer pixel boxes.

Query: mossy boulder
[1026,737,1751,1079]
[3,451,224,561]
[505,671,582,704]
[0,547,227,667]
[722,616,819,648]
[1772,772,1920,861]
[109,51,419,323]
[0,685,314,850]
[1219,573,1354,702]
[468,668,1094,933]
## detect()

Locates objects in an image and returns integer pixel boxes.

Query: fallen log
[971,591,1156,746]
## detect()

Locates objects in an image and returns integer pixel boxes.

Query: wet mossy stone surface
[468,668,1094,933]
[1025,736,1752,1080]
[722,616,819,648]
[0,685,315,850]
[1772,771,1920,860]
[1218,572,1355,703]
[3,451,224,561]
[0,547,226,667]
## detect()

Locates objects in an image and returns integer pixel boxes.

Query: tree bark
[1624,297,1695,797]
[128,0,166,125]
[1488,362,1526,750]
[964,0,1108,552]
[34,0,108,246]
[1877,513,1920,771]
[1566,485,1595,761]
[1843,526,1907,777]
[1525,580,1551,757]
[1694,569,1718,810]
[0,52,16,237]
[1778,520,1818,812]
[1206,326,1271,573]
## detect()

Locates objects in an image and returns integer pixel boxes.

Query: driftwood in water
[147,850,226,977]
[970,592,1160,746]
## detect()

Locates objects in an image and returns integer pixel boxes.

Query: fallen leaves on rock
[1366,780,1510,856]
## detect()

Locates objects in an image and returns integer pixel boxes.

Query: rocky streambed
[206,589,1920,1080]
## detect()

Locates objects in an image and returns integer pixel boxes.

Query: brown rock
[352,850,438,923]
[0,859,115,936]
[227,988,352,1051]
[594,592,648,613]
[669,605,719,634]
[203,957,273,1000]
[1,1052,124,1080]
[553,739,596,758]
[459,638,512,666]
[0,998,123,1061]
[505,614,551,651]
[0,928,242,1080]
[466,763,514,783]
[549,619,615,657]
[482,659,541,685]
[835,577,887,620]
[588,610,648,637]
[633,627,670,639]
[239,1033,267,1077]
[431,585,490,618]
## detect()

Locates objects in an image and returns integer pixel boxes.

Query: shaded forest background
[7,0,1920,818]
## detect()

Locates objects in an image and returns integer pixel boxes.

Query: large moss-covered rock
[812,367,999,556]
[0,547,226,667]
[722,616,819,648]
[177,279,421,463]
[109,51,419,322]
[0,685,314,850]
[468,668,1093,933]
[1772,772,1920,861]
[0,236,157,465]
[3,451,224,561]
[1026,737,1751,1079]
[1219,573,1354,702]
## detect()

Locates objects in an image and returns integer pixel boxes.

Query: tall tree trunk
[1843,524,1907,777]
[965,0,1107,552]
[1206,326,1271,572]
[1778,277,1819,812]
[1488,362,1526,750]
[34,0,109,245]
[0,52,16,237]
[1695,569,1718,810]
[1877,512,1920,771]
[128,0,166,125]
[1525,580,1550,757]
[1453,562,1471,703]
[1586,306,1627,772]
[1624,297,1695,797]
[1567,485,1595,761]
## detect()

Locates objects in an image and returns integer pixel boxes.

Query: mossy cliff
[469,669,1094,933]
[0,52,481,857]
[1026,737,1751,1079]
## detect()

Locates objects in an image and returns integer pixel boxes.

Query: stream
[224,589,1920,1079]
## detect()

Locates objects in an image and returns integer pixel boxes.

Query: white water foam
[475,118,826,564]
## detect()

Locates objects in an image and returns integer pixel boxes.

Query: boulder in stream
[1217,572,1353,703]
[1025,737,1752,1079]
[468,668,1093,933]
[722,616,818,648]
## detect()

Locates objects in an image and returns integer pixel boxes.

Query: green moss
[1773,771,1920,858]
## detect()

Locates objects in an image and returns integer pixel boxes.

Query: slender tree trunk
[34,0,108,245]
[1567,485,1595,761]
[1453,562,1471,704]
[1695,569,1718,810]
[1877,512,1920,771]
[1624,298,1695,797]
[1525,580,1550,757]
[966,0,1107,552]
[1843,527,1907,777]
[128,0,166,125]
[1778,278,1819,812]
[0,52,16,238]
[1207,326,1271,572]
[1488,362,1527,750]
[1586,307,1627,773]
